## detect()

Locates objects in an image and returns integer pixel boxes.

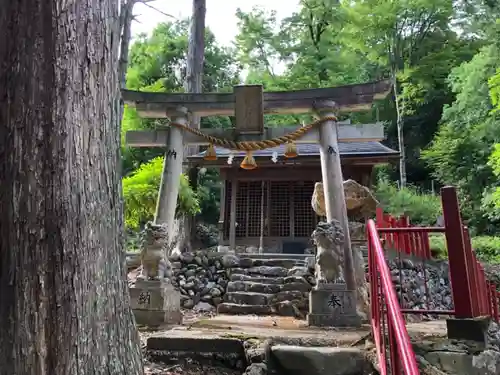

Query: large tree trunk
[182,0,206,251]
[0,1,143,374]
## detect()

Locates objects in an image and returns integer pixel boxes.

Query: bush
[428,234,447,259]
[429,234,500,263]
[122,157,200,230]
[472,236,500,263]
[373,179,442,226]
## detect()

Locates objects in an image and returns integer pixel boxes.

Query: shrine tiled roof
[189,141,399,159]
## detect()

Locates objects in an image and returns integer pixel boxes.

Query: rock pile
[385,257,453,314]
[168,251,237,310]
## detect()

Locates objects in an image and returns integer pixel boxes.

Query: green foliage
[122,157,200,230]
[120,1,500,249]
[422,44,500,233]
[373,179,441,226]
[484,143,500,219]
[489,69,500,110]
[196,167,222,224]
[121,20,241,176]
[472,236,500,263]
[428,234,448,259]
[429,235,500,264]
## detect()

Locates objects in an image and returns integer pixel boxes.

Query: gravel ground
[144,361,241,375]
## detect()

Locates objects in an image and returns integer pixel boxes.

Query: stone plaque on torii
[123,81,391,326]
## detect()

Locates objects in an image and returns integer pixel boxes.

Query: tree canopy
[122,1,500,241]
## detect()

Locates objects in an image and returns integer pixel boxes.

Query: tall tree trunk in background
[119,0,136,91]
[183,0,206,251]
[393,76,407,188]
[0,1,143,374]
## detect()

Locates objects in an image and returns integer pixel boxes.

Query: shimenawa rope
[169,115,338,151]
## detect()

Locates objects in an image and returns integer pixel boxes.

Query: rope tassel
[284,141,298,158]
[240,151,257,170]
[204,143,217,161]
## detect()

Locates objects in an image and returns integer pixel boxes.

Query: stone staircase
[218,254,315,316]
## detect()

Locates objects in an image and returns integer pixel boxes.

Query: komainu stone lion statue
[311,220,345,284]
[311,180,372,319]
[137,222,172,282]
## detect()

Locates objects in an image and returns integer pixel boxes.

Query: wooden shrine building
[187,129,398,253]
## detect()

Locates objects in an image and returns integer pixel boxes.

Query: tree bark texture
[185,0,206,136]
[183,0,206,249]
[0,1,143,374]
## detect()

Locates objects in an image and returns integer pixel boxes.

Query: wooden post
[154,107,188,233]
[218,180,226,243]
[229,179,238,249]
[440,186,474,318]
[313,100,356,293]
[259,181,265,253]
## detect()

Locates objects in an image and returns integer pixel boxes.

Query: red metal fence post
[440,186,475,318]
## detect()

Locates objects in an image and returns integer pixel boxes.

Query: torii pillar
[154,107,188,235]
[313,100,356,292]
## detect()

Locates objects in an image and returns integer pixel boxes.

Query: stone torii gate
[122,81,391,300]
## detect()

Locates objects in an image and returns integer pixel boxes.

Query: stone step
[245,258,308,269]
[217,302,273,315]
[230,274,284,284]
[242,253,313,261]
[227,281,282,294]
[227,280,313,294]
[224,291,273,305]
[231,266,289,278]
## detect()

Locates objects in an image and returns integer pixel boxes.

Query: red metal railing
[367,219,420,375]
[374,186,499,322]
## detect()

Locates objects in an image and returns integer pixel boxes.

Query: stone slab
[147,336,246,355]
[144,315,447,347]
[147,337,247,370]
[270,346,372,375]
[308,284,361,327]
[217,302,272,315]
[446,317,490,344]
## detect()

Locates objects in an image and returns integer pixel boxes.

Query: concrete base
[133,309,182,326]
[446,317,490,344]
[130,280,182,326]
[307,283,361,327]
[307,313,361,327]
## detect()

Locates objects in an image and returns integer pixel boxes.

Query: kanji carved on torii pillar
[122,80,392,326]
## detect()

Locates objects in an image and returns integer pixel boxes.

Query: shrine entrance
[188,146,398,252]
[283,241,308,255]
[122,80,392,292]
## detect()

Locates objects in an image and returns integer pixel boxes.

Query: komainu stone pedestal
[130,280,182,326]
[307,283,361,327]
